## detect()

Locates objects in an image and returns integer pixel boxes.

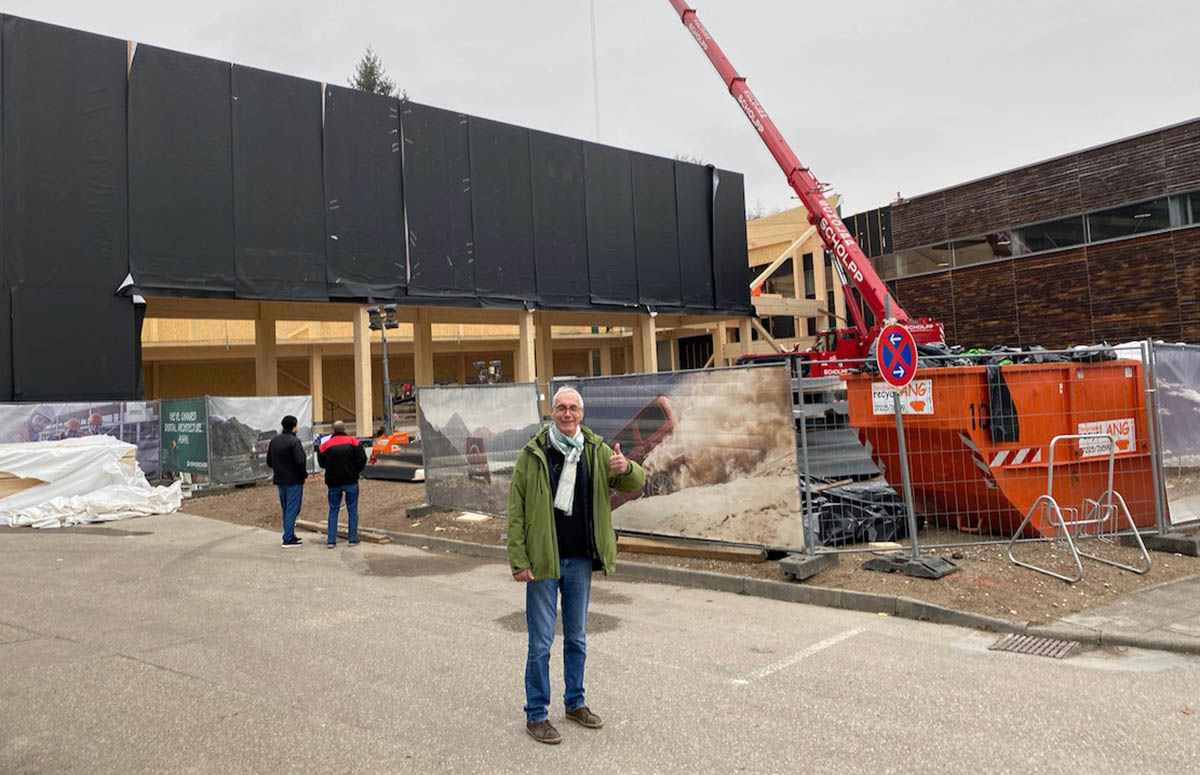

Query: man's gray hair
[552,385,583,409]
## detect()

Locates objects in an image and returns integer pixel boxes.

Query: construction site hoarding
[206,396,314,485]
[1151,343,1200,526]
[555,365,803,550]
[417,383,541,518]
[160,398,209,475]
[0,400,161,480]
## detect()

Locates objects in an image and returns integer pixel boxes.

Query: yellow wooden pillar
[535,313,555,413]
[633,314,658,373]
[309,346,324,423]
[714,322,728,367]
[599,345,613,376]
[668,333,680,371]
[352,305,372,435]
[254,304,278,396]
[413,308,434,387]
[516,311,536,384]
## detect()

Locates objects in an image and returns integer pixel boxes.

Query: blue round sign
[877,323,917,388]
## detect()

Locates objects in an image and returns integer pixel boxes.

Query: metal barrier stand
[1006,433,1152,583]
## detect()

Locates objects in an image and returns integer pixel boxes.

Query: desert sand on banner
[417,383,542,517]
[555,365,803,549]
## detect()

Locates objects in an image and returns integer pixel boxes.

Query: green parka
[507,424,645,579]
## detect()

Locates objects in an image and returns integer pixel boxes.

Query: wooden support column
[738,317,753,359]
[457,354,468,385]
[352,305,372,436]
[633,314,658,373]
[254,304,278,396]
[535,313,555,413]
[516,310,536,384]
[413,308,434,387]
[599,346,613,376]
[623,340,634,374]
[668,334,680,371]
[587,350,596,376]
[714,322,727,367]
[309,346,324,423]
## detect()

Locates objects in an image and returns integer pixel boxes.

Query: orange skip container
[844,360,1160,538]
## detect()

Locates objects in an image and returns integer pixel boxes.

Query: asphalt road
[2,513,1198,774]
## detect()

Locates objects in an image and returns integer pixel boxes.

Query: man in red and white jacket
[317,421,367,547]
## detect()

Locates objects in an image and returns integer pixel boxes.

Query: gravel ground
[183,478,1200,624]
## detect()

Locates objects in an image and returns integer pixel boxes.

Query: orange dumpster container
[844,359,1160,538]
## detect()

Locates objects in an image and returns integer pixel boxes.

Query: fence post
[797,390,815,554]
[1142,340,1169,536]
[893,391,921,559]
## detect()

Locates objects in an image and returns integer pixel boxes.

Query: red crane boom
[666,1,922,337]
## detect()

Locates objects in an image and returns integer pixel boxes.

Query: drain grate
[988,634,1078,659]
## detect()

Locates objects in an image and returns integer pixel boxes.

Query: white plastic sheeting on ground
[0,436,181,528]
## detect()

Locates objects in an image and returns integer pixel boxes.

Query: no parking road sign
[877,323,918,389]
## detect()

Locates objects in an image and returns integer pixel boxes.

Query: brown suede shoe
[526,719,563,745]
[565,706,603,729]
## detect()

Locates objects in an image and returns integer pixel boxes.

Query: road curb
[372,527,1199,656]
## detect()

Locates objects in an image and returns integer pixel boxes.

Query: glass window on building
[872,254,899,281]
[1087,197,1170,242]
[1013,215,1085,254]
[802,253,816,300]
[895,243,952,277]
[1190,191,1200,225]
[951,231,1013,267]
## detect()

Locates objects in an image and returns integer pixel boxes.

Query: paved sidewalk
[1060,575,1200,649]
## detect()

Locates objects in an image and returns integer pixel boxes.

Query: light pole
[367,304,400,436]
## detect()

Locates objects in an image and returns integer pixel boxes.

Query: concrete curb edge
[374,528,1200,656]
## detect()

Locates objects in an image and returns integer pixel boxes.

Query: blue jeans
[327,484,359,545]
[277,484,303,541]
[524,555,593,723]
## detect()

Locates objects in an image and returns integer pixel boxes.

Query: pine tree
[349,47,397,97]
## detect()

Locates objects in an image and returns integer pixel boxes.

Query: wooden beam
[599,345,613,376]
[668,334,680,371]
[714,322,727,367]
[753,295,824,318]
[515,310,536,384]
[457,354,467,385]
[309,346,324,423]
[413,308,434,387]
[737,317,752,356]
[749,225,816,293]
[352,305,373,436]
[616,535,766,563]
[254,304,278,396]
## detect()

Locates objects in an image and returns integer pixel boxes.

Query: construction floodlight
[382,304,400,329]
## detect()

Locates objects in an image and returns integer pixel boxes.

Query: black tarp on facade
[129,45,235,296]
[231,65,327,300]
[675,160,715,309]
[469,117,536,303]
[631,153,683,307]
[530,131,590,308]
[0,288,11,401]
[2,17,128,289]
[401,102,475,297]
[11,286,137,401]
[323,85,406,301]
[712,168,749,311]
[584,144,639,306]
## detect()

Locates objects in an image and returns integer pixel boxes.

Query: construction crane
[666,1,945,374]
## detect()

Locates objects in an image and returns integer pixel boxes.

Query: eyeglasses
[553,405,583,415]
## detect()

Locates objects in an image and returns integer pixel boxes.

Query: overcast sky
[9,0,1199,214]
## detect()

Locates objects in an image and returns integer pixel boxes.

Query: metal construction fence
[1151,342,1200,529]
[793,341,1181,559]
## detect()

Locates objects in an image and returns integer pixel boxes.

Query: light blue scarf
[548,424,584,515]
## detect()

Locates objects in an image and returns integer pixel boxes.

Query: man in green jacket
[508,385,645,745]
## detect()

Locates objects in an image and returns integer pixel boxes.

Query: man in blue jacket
[318,420,367,547]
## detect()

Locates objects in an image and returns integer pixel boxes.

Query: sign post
[863,323,958,579]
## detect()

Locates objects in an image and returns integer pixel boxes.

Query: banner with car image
[552,365,803,549]
[417,383,541,517]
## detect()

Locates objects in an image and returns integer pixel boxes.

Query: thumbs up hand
[609,442,629,475]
